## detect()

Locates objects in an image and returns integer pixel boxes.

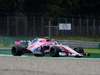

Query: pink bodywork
[15,38,84,57]
[27,39,58,51]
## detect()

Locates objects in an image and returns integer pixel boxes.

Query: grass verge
[84,49,100,53]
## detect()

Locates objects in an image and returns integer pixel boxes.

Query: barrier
[0,37,99,49]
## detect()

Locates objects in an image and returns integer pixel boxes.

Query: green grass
[82,49,100,58]
[84,49,100,53]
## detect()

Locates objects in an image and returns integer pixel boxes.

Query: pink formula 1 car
[12,38,90,57]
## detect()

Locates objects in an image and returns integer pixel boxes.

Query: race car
[12,38,90,57]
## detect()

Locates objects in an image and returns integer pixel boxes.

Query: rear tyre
[12,45,24,56]
[50,46,61,57]
[73,47,84,53]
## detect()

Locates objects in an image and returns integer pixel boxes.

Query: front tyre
[73,47,84,53]
[50,46,61,57]
[12,45,24,56]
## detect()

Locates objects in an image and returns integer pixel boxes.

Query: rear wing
[15,40,30,45]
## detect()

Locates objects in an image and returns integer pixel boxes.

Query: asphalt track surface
[0,54,100,75]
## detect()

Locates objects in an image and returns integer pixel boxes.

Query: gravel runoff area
[0,57,100,75]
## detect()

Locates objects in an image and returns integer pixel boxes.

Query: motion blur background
[0,14,100,37]
[0,0,100,48]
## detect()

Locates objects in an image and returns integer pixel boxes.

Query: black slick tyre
[50,46,61,57]
[12,45,24,56]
